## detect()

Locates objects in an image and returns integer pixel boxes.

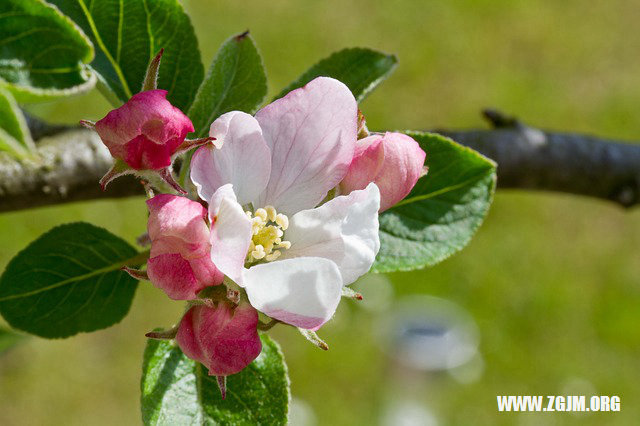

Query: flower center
[245,205,291,264]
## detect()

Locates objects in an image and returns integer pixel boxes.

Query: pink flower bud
[146,194,223,300]
[340,132,426,212]
[94,90,194,170]
[176,302,262,376]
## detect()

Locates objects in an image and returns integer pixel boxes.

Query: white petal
[255,77,358,214]
[191,111,271,205]
[208,184,252,284]
[282,183,380,285]
[242,257,343,329]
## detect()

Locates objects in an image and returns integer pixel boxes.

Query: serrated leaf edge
[275,47,398,102]
[0,0,97,101]
[372,171,497,273]
[188,32,268,137]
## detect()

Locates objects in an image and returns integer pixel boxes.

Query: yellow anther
[245,206,291,265]
[251,244,266,260]
[265,205,277,222]
[277,241,291,250]
[255,208,268,222]
[275,214,289,230]
[251,217,264,235]
[265,250,281,262]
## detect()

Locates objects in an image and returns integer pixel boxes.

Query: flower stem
[145,325,178,340]
[257,319,280,331]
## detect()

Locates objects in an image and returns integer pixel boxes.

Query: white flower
[190,77,380,330]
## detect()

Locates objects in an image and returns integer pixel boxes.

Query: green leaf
[0,327,25,354]
[0,0,96,101]
[275,47,397,102]
[0,222,145,338]
[373,132,497,273]
[141,334,290,425]
[188,32,268,137]
[49,0,204,111]
[0,87,35,158]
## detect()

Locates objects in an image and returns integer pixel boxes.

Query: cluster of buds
[84,53,427,398]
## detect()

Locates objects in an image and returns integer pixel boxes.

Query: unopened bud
[146,194,224,300]
[176,303,262,377]
[340,132,426,212]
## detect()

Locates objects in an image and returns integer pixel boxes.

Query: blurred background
[1,0,639,424]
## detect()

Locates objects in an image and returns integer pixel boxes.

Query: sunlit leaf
[373,132,497,272]
[188,32,267,137]
[0,222,145,338]
[141,334,289,425]
[0,87,35,158]
[49,0,203,110]
[0,0,95,101]
[276,47,397,102]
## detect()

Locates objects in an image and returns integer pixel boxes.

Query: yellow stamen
[251,244,266,260]
[265,205,277,222]
[265,250,281,262]
[255,208,268,222]
[245,205,291,264]
[275,214,289,230]
[277,241,291,250]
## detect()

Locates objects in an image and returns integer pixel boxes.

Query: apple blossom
[175,301,262,379]
[191,77,381,330]
[146,193,223,300]
[340,132,426,212]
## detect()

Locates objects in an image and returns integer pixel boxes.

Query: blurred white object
[560,376,597,398]
[381,400,438,426]
[377,296,480,371]
[289,397,317,426]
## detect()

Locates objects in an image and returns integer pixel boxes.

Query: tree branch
[1,111,639,213]
[0,123,145,213]
[436,109,640,208]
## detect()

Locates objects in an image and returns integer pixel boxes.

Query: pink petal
[176,302,262,376]
[147,194,210,253]
[341,132,426,211]
[242,257,343,329]
[189,256,225,288]
[338,136,385,195]
[255,77,358,214]
[124,134,179,169]
[190,111,271,205]
[146,194,222,300]
[147,253,207,300]
[95,90,194,170]
[282,183,380,285]
[208,185,252,284]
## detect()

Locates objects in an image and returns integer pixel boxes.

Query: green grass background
[1,0,639,424]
